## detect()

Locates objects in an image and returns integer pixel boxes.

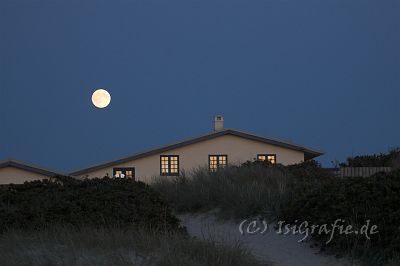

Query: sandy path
[179,214,357,266]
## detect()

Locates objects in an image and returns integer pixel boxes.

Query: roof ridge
[0,159,67,177]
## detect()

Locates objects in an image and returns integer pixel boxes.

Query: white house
[70,116,323,183]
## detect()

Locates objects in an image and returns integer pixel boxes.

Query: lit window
[113,168,135,179]
[209,155,227,172]
[160,155,179,176]
[257,154,276,164]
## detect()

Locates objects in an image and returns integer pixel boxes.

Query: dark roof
[0,160,66,177]
[70,129,324,176]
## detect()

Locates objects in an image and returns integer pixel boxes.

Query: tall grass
[0,226,268,266]
[152,164,297,220]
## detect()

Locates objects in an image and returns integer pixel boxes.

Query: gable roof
[70,129,324,176]
[0,160,66,177]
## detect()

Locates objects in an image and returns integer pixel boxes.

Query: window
[257,154,276,164]
[113,167,135,179]
[160,155,179,176]
[209,155,227,172]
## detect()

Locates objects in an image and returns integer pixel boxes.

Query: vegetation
[0,226,267,266]
[340,148,400,168]
[152,161,332,220]
[280,170,400,266]
[153,160,400,265]
[0,177,267,265]
[0,176,181,233]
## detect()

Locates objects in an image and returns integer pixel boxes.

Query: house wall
[79,134,305,183]
[0,167,49,184]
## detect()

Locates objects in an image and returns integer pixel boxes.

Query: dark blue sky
[1,0,399,172]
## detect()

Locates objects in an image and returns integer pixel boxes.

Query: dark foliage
[340,148,400,168]
[280,170,400,265]
[241,159,334,180]
[286,160,334,179]
[0,176,181,233]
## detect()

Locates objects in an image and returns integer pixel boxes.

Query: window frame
[257,154,277,164]
[160,155,180,176]
[208,154,228,172]
[112,167,135,180]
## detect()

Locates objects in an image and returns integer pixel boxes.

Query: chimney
[214,115,224,131]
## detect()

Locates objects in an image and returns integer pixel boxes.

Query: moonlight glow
[92,89,111,108]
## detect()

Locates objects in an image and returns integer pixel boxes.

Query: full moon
[92,89,111,108]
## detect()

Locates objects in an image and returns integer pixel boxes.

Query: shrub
[340,148,400,168]
[280,170,400,265]
[286,160,334,179]
[0,176,181,233]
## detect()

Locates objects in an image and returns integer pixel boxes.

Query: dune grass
[152,164,300,220]
[0,226,268,266]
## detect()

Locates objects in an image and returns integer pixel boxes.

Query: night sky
[1,0,399,172]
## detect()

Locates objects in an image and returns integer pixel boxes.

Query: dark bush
[280,170,400,265]
[0,176,182,233]
[340,148,400,168]
[286,160,334,179]
[241,159,334,179]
